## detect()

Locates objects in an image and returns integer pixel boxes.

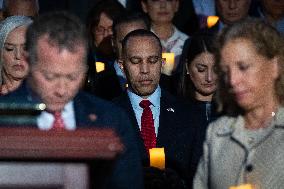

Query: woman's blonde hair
[215,18,284,115]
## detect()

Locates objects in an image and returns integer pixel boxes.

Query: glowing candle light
[149,148,165,170]
[229,184,254,189]
[95,62,105,73]
[207,16,219,28]
[162,53,175,76]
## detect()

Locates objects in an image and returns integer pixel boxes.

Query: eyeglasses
[95,26,113,35]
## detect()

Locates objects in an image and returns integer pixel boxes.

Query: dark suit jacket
[113,89,197,187]
[84,53,124,101]
[0,83,143,189]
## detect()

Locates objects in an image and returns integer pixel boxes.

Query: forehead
[220,38,260,63]
[98,12,113,26]
[192,52,215,65]
[125,36,160,55]
[6,26,27,40]
[36,35,86,64]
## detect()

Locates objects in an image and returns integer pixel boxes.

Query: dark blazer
[84,53,124,101]
[0,83,143,189]
[113,89,197,187]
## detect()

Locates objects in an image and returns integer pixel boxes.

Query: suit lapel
[118,93,149,160]
[73,93,96,127]
[157,90,179,147]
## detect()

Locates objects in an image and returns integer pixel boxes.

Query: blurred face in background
[94,12,113,47]
[114,21,148,59]
[216,0,251,25]
[261,0,284,20]
[29,36,87,112]
[219,38,279,111]
[187,52,217,101]
[2,26,29,81]
[141,0,179,24]
[4,0,38,18]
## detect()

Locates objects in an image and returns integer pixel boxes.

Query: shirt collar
[127,86,161,109]
[151,26,179,43]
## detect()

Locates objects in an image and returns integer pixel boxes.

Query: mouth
[158,12,169,16]
[138,79,153,85]
[12,64,25,70]
[227,13,239,18]
[202,83,216,88]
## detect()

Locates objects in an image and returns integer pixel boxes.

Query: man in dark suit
[113,29,197,188]
[0,11,143,189]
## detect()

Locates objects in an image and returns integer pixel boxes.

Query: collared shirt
[37,101,76,130]
[114,59,127,89]
[151,26,188,73]
[127,86,161,136]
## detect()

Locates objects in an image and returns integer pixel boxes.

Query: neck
[152,23,174,41]
[244,97,279,130]
[195,92,213,102]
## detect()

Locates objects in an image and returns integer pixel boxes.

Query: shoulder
[0,83,30,102]
[206,115,238,140]
[76,91,126,112]
[112,92,129,106]
[174,26,189,41]
[161,89,190,112]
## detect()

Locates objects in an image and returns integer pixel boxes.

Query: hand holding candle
[149,147,165,170]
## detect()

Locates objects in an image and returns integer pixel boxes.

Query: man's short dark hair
[26,11,88,66]
[121,29,162,57]
[112,11,151,38]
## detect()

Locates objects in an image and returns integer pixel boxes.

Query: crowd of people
[0,0,283,189]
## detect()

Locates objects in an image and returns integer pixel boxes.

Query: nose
[206,69,215,83]
[103,29,112,38]
[54,79,67,97]
[228,0,237,9]
[14,47,24,60]
[140,61,150,74]
[227,68,241,88]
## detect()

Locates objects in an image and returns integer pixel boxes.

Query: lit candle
[207,16,219,28]
[162,53,175,76]
[229,184,254,189]
[149,148,165,170]
[95,62,105,73]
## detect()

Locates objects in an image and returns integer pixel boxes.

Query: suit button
[246,164,253,172]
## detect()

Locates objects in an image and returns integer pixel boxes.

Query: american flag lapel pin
[166,108,175,112]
